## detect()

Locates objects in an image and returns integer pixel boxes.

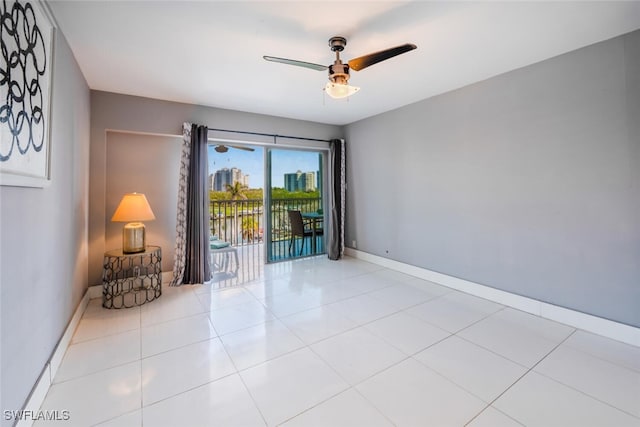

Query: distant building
[284,170,316,192]
[284,172,298,192]
[213,167,249,191]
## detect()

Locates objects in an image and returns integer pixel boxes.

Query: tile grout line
[273,386,350,426]
[213,318,270,427]
[349,386,398,427]
[139,371,239,410]
[462,329,578,426]
[532,361,640,420]
[135,287,257,418]
[560,337,640,375]
[281,346,409,426]
[264,268,418,425]
[59,322,223,386]
[463,406,525,427]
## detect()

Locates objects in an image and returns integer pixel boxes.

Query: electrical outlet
[352,240,357,248]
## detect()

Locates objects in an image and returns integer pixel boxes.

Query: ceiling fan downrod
[328,36,350,85]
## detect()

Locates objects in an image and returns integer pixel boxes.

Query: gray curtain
[327,139,346,260]
[170,123,211,285]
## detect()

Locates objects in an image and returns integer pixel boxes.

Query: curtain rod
[207,127,332,143]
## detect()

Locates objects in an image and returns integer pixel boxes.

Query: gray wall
[0,32,90,422]
[90,92,342,285]
[105,132,181,272]
[345,30,640,327]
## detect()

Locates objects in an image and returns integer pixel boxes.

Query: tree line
[210,184,320,201]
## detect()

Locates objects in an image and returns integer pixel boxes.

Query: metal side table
[102,246,162,309]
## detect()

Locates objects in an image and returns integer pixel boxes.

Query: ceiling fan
[264,36,417,99]
[214,144,255,153]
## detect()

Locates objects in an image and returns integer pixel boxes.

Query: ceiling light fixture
[324,82,360,99]
[324,50,359,99]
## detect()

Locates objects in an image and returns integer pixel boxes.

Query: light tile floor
[37,256,640,426]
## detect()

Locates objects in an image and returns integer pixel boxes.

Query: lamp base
[123,222,146,253]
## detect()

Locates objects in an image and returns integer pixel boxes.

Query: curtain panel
[170,123,211,285]
[327,138,346,260]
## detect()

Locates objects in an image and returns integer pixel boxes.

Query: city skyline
[208,145,321,189]
[209,167,250,191]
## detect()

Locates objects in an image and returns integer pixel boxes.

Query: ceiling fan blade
[263,56,328,71]
[228,145,255,152]
[348,43,417,71]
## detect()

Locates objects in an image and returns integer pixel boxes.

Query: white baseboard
[88,284,102,299]
[17,289,90,427]
[20,270,179,425]
[345,248,640,347]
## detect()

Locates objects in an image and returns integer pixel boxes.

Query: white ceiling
[49,1,640,126]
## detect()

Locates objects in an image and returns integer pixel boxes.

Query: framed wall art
[0,0,55,187]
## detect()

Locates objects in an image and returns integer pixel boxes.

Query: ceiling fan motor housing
[328,61,350,84]
[329,36,347,52]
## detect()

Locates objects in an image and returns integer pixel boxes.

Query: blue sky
[208,146,321,188]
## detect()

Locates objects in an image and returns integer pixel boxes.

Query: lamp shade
[111,193,156,222]
[325,82,360,99]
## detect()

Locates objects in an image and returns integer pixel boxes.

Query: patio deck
[209,235,325,288]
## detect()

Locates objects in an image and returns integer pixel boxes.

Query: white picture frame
[0,0,55,188]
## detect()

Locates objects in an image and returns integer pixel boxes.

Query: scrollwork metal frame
[102,246,162,309]
[0,0,55,187]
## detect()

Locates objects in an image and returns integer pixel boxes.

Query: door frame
[208,136,330,264]
[265,146,329,263]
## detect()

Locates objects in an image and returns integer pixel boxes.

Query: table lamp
[111,193,156,253]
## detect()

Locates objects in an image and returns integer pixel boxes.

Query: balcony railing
[209,198,323,256]
[210,199,264,246]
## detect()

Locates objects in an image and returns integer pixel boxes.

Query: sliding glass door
[207,142,327,272]
[266,148,325,262]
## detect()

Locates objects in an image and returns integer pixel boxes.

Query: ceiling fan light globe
[324,82,360,99]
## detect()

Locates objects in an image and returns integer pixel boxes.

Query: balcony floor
[209,235,325,288]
